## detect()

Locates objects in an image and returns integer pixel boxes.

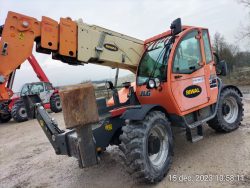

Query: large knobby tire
[11,100,28,123]
[119,111,173,183]
[50,94,62,113]
[208,88,243,132]
[0,112,12,123]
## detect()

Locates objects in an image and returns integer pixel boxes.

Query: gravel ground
[0,91,250,188]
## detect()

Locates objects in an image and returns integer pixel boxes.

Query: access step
[186,125,203,143]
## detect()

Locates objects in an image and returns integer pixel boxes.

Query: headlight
[148,79,156,88]
[155,78,160,87]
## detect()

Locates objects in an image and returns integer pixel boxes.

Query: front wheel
[0,112,12,123]
[208,88,243,132]
[50,94,62,113]
[119,111,173,183]
[11,100,28,123]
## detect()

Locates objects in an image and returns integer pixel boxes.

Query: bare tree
[213,32,239,74]
[238,0,250,39]
[239,0,250,7]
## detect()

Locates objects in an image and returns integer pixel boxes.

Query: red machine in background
[0,54,61,123]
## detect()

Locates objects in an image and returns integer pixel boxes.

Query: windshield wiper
[189,66,201,73]
[148,37,173,80]
[147,46,161,52]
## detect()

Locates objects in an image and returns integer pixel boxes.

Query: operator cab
[20,82,43,96]
[137,19,227,91]
[20,82,52,96]
[136,19,221,117]
[137,18,183,89]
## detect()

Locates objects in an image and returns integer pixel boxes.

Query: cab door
[32,83,47,103]
[40,83,54,104]
[171,29,209,112]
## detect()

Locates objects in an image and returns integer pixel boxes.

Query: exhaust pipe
[0,25,4,36]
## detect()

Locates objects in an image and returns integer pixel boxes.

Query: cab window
[173,30,202,74]
[202,30,212,63]
[20,84,29,96]
[30,83,44,94]
[45,83,53,90]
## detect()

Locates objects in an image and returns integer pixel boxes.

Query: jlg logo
[140,90,151,96]
[183,85,202,98]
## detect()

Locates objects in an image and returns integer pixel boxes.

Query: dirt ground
[1,87,250,188]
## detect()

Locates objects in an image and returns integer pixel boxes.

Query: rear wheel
[119,111,173,183]
[11,100,28,122]
[50,94,62,113]
[0,112,11,123]
[208,88,243,132]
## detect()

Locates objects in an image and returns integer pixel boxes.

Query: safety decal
[183,85,202,98]
[209,75,217,88]
[39,120,44,127]
[192,77,204,84]
[105,124,113,131]
[104,43,118,51]
[18,32,25,40]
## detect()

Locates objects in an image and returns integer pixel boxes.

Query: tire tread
[119,111,173,183]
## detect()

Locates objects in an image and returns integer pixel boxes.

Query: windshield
[20,83,44,96]
[20,84,29,96]
[30,83,44,94]
[137,36,172,85]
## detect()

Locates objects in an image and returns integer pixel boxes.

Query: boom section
[0,11,144,100]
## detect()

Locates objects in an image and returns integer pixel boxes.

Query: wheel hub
[148,135,161,155]
[19,107,27,118]
[222,104,230,116]
[222,96,239,124]
[56,100,61,108]
[147,124,169,168]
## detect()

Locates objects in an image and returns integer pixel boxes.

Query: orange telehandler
[0,11,244,183]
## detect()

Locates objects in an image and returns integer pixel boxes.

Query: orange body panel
[58,18,77,57]
[0,82,10,100]
[41,16,59,50]
[171,69,209,112]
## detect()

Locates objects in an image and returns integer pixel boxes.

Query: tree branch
[239,0,250,7]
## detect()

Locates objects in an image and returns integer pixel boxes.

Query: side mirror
[122,82,131,89]
[216,60,228,76]
[170,18,182,36]
[213,52,227,76]
[105,81,114,90]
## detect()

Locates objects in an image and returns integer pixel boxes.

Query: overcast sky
[0,0,248,91]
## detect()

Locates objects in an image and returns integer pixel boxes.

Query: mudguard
[221,85,243,97]
[121,104,165,121]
